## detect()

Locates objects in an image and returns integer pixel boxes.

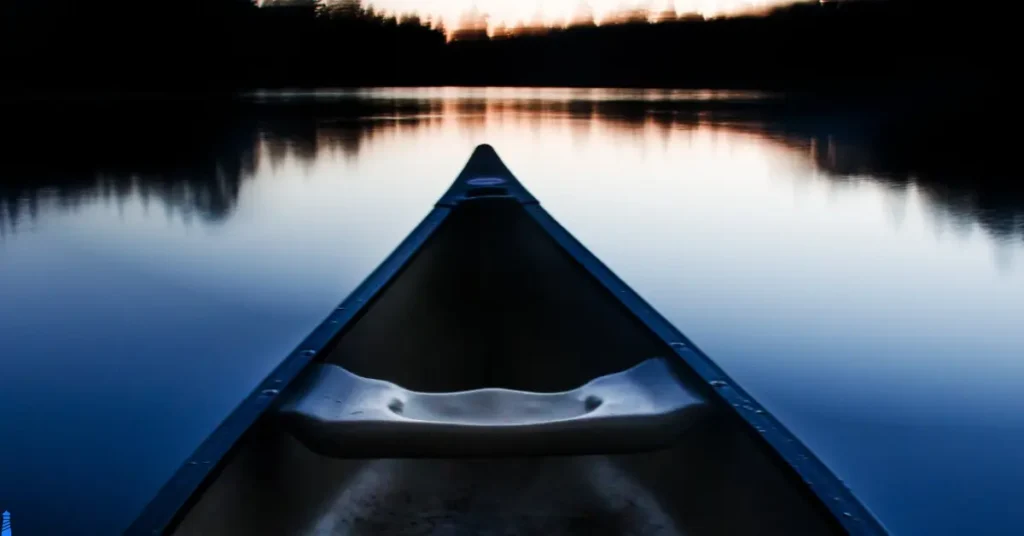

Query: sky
[355,1,808,29]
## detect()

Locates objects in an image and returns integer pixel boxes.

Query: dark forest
[3,0,1012,94]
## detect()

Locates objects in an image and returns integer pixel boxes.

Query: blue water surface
[1,88,1022,535]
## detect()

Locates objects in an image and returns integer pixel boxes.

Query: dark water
[1,88,1022,535]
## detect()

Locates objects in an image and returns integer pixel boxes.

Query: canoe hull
[127,145,886,536]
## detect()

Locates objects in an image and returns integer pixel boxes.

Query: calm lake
[1,88,1022,535]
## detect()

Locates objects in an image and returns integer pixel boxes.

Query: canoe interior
[328,197,673,393]
[171,197,846,535]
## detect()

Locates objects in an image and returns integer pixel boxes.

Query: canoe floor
[174,417,841,536]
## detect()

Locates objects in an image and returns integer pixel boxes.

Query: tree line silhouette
[4,0,1012,93]
[4,0,1017,241]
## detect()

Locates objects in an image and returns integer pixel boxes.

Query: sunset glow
[359,0,810,31]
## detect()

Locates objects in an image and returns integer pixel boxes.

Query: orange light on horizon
[360,0,813,34]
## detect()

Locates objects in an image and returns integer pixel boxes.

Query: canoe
[127,145,886,535]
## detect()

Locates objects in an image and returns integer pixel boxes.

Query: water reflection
[1,90,1022,536]
[2,102,259,236]
[4,93,1022,247]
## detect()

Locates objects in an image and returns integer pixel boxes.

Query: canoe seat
[277,357,710,458]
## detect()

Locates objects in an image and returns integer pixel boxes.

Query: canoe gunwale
[125,144,887,536]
